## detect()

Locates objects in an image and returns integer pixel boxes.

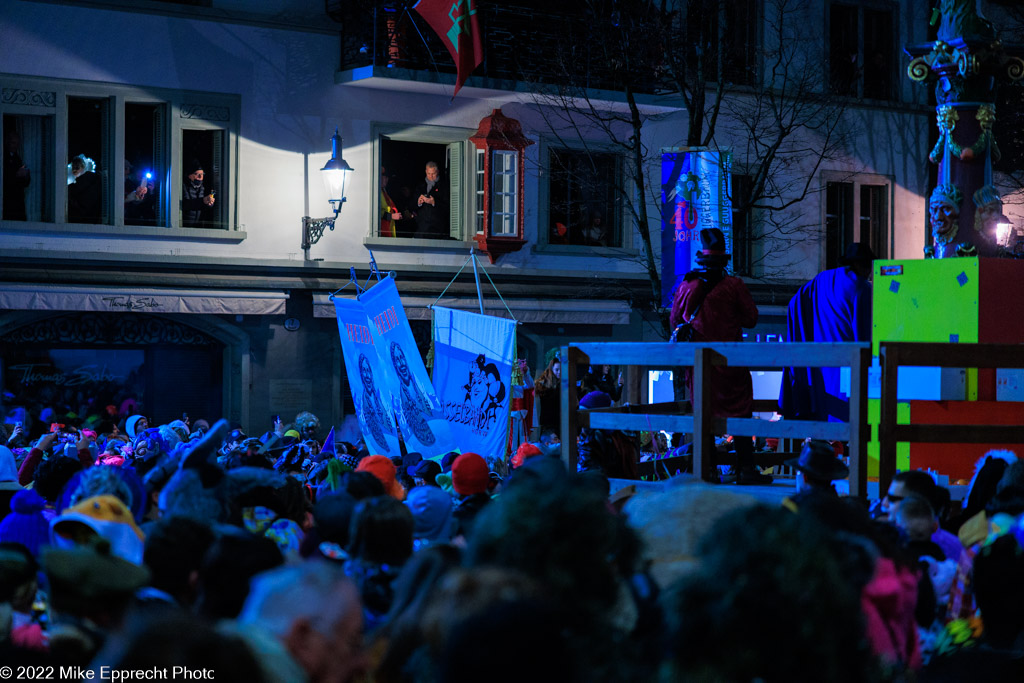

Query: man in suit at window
[412,161,448,239]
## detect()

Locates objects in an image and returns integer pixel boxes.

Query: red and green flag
[413,0,484,96]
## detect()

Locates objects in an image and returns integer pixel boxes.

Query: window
[685,0,758,87]
[0,74,239,232]
[3,113,54,222]
[374,125,471,241]
[825,176,890,269]
[548,148,622,248]
[490,150,517,236]
[828,2,895,100]
[731,173,755,276]
[825,181,854,270]
[475,147,485,234]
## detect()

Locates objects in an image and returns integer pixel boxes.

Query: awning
[0,284,289,316]
[313,293,633,325]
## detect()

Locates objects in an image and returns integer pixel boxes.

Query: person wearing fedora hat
[670,228,766,484]
[780,241,875,422]
[783,439,849,508]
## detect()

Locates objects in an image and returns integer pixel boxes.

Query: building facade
[0,0,931,435]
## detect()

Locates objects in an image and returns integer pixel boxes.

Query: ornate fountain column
[906,1,1024,258]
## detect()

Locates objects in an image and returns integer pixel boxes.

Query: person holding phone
[124,159,157,224]
[182,158,215,227]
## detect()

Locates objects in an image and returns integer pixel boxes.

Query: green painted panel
[872,259,979,356]
[866,397,910,477]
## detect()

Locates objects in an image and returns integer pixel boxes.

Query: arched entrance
[0,311,249,431]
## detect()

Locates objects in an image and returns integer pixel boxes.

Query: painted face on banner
[359,354,375,388]
[390,342,412,384]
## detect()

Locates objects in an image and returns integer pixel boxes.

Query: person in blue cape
[779,242,875,422]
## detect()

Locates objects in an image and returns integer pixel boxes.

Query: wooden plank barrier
[560,341,871,497]
[878,342,1024,496]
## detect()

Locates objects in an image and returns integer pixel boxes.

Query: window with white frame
[824,174,890,269]
[0,74,239,231]
[374,124,472,241]
[475,147,485,234]
[490,150,517,236]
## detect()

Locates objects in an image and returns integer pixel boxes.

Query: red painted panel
[909,400,1024,482]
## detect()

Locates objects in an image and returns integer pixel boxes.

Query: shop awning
[0,284,289,316]
[313,293,632,325]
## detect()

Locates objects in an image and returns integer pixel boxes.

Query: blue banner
[333,297,402,456]
[361,277,456,459]
[432,307,516,461]
[660,149,733,307]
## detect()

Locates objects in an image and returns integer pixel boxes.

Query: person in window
[380,166,404,238]
[182,159,215,228]
[3,128,30,221]
[68,154,101,223]
[412,161,448,239]
[124,160,156,226]
[581,208,609,247]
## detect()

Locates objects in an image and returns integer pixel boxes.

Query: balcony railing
[335,2,664,95]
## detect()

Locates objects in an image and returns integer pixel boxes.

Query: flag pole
[470,247,485,314]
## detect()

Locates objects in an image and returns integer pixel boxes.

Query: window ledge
[363,236,475,252]
[533,243,642,258]
[0,222,246,243]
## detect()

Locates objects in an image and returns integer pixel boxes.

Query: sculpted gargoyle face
[930,196,960,245]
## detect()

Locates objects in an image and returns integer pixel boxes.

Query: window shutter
[211,129,224,226]
[448,141,463,240]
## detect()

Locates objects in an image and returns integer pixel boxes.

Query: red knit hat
[356,455,406,501]
[511,443,543,469]
[452,452,490,496]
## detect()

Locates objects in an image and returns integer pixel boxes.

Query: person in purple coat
[779,242,875,422]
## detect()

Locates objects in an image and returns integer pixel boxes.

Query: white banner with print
[431,307,516,460]
[333,297,402,456]
[360,277,456,459]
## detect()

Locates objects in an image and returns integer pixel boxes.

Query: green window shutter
[449,141,463,240]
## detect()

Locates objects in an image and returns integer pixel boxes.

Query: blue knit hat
[405,485,453,543]
[0,490,50,558]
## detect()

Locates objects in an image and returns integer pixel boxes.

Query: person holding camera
[669,228,762,484]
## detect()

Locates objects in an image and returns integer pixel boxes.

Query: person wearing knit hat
[125,414,147,440]
[51,494,145,564]
[511,442,543,469]
[451,453,491,539]
[405,485,454,550]
[356,454,406,501]
[0,490,50,558]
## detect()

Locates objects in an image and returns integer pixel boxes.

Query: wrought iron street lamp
[302,129,354,258]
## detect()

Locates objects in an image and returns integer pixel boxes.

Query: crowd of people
[0,403,1022,682]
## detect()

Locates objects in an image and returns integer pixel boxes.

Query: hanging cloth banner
[361,277,456,459]
[660,149,733,307]
[431,306,516,460]
[333,298,402,456]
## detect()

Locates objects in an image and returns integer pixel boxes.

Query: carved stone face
[930,195,960,245]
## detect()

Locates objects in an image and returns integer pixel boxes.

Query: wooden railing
[559,341,872,497]
[879,342,1024,495]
